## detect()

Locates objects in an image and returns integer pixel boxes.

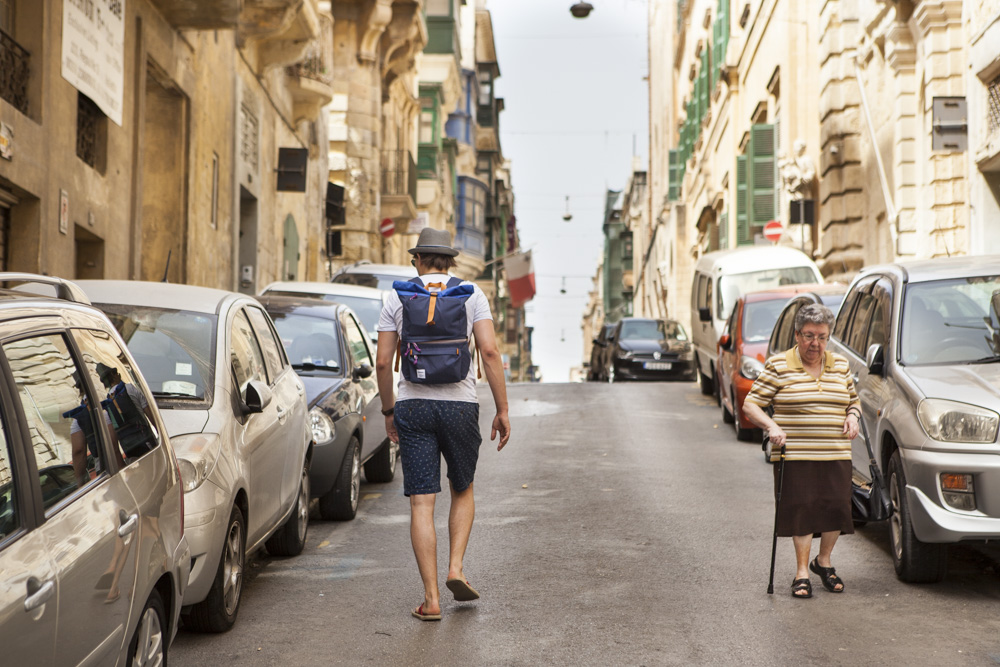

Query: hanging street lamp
[570,2,594,18]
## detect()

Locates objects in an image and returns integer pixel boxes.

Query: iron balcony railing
[0,29,30,114]
[381,149,417,202]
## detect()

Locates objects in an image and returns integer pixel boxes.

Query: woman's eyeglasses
[797,333,828,343]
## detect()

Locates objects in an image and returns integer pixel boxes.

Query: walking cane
[767,444,787,595]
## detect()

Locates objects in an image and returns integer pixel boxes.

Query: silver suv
[829,255,1000,582]
[0,274,189,665]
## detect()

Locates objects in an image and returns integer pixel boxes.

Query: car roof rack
[0,273,92,305]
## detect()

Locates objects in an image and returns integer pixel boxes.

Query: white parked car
[77,281,312,633]
[260,281,388,345]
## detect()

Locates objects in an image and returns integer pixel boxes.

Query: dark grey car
[260,295,395,521]
[828,255,1000,583]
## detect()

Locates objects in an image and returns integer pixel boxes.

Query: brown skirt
[772,460,854,537]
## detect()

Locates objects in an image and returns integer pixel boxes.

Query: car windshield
[718,267,818,319]
[743,300,789,343]
[901,276,1000,365]
[333,272,413,291]
[620,320,687,341]
[99,305,217,406]
[267,291,382,339]
[269,313,343,373]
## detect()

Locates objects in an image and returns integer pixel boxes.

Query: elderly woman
[743,304,861,599]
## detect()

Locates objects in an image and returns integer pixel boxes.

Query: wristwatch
[381,406,395,416]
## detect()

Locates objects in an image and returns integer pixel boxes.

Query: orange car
[716,284,825,441]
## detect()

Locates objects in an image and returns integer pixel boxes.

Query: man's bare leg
[410,493,440,614]
[447,482,475,582]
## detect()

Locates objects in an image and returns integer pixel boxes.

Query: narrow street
[172,381,1000,665]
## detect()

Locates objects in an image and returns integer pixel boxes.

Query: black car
[605,317,697,382]
[259,295,397,521]
[588,323,616,381]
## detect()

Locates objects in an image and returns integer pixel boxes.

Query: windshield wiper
[969,355,1000,364]
[152,391,197,398]
[292,362,340,372]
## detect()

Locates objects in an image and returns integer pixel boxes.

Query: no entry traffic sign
[380,218,395,238]
[763,220,783,242]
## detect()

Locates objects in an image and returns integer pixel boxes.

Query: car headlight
[172,433,222,493]
[310,407,336,444]
[917,399,999,443]
[617,350,633,359]
[740,356,765,380]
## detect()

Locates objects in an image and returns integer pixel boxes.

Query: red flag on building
[504,250,535,308]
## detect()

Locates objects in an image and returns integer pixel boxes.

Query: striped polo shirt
[744,347,859,462]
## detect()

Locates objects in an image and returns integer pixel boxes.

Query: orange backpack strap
[424,282,446,325]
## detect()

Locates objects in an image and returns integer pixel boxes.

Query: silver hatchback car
[0,274,189,665]
[829,255,1000,582]
[77,281,312,632]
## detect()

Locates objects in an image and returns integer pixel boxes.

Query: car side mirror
[719,333,731,350]
[866,344,885,376]
[699,307,711,322]
[243,379,273,414]
[592,338,604,346]
[353,363,373,380]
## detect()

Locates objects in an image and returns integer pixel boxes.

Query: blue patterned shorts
[393,399,482,496]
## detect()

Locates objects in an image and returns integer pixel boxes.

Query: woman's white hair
[794,303,835,332]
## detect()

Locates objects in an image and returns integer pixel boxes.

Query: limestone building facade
[645,0,1000,328]
[0,0,332,292]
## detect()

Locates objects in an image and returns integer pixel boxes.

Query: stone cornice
[885,23,916,73]
[913,0,963,36]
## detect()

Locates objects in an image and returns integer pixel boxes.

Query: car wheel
[721,387,735,424]
[733,395,757,442]
[364,438,398,483]
[265,459,310,557]
[698,358,714,396]
[888,450,947,583]
[128,589,166,667]
[186,505,246,633]
[319,436,361,521]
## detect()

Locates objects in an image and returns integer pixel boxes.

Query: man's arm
[376,330,399,443]
[472,319,510,450]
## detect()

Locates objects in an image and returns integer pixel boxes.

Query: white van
[690,246,823,395]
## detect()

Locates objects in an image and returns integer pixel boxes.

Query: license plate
[643,362,672,370]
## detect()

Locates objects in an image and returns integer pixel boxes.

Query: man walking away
[375,228,511,621]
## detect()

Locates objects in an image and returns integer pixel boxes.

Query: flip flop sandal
[791,578,813,599]
[411,604,442,621]
[809,557,845,593]
[446,578,480,602]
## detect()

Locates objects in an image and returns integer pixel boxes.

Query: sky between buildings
[489,0,650,382]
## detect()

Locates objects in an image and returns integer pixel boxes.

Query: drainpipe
[852,57,899,248]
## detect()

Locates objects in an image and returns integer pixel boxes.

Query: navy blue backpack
[393,277,475,384]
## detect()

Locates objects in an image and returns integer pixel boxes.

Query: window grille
[240,103,259,172]
[0,27,29,114]
[77,94,100,168]
[988,73,1000,137]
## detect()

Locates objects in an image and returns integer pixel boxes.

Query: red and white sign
[504,250,536,308]
[379,218,395,238]
[763,220,783,242]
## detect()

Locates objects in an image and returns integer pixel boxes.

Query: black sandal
[809,557,845,593]
[791,578,812,599]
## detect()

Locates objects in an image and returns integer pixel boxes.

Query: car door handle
[118,510,138,537]
[24,577,55,611]
[852,373,860,384]
[276,405,288,423]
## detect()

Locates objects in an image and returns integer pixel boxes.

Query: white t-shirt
[377,273,492,403]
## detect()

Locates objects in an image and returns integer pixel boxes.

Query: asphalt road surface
[172,381,1000,666]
